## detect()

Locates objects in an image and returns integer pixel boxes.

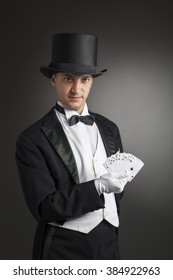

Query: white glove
[94,170,130,194]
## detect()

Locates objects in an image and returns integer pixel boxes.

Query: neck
[56,100,87,115]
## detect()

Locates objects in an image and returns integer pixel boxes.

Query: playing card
[122,155,144,182]
[103,152,144,182]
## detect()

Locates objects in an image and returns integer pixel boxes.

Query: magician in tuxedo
[16,33,131,260]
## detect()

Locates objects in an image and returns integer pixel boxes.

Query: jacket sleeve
[15,133,104,224]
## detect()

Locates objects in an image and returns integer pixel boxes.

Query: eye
[82,76,91,83]
[64,76,73,82]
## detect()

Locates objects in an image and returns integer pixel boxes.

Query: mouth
[68,95,83,100]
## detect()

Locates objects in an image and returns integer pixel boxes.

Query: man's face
[51,73,93,114]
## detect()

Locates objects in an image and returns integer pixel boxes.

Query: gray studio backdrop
[0,0,172,259]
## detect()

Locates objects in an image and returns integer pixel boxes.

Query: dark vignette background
[0,0,172,259]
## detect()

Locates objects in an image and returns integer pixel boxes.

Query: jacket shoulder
[16,107,56,144]
[91,112,119,130]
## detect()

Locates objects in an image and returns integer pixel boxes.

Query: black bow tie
[68,115,95,126]
[55,103,95,126]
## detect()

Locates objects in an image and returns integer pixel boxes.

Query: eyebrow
[62,73,74,78]
[62,73,92,78]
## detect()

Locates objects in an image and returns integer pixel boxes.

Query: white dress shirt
[49,101,119,233]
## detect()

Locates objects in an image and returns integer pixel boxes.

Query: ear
[51,75,56,86]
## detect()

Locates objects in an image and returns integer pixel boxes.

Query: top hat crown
[40,33,107,78]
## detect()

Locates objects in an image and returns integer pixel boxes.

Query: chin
[68,101,83,109]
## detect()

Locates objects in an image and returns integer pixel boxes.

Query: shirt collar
[56,100,89,121]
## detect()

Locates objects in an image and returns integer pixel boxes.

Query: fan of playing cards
[103,151,144,182]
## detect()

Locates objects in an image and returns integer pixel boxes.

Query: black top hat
[40,33,107,78]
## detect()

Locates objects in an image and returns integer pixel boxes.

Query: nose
[70,80,81,95]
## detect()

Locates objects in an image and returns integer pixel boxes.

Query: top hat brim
[40,65,107,79]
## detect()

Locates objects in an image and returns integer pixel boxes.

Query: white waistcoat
[50,114,119,233]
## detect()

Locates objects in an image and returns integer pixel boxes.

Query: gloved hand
[94,170,130,194]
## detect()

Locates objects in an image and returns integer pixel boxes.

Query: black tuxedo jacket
[16,106,123,259]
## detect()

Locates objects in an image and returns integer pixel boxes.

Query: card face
[123,156,144,182]
[103,151,144,182]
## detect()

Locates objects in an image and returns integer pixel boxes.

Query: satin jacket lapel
[41,109,79,184]
[92,113,117,157]
[92,113,124,204]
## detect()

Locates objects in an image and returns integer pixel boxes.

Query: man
[16,33,130,260]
